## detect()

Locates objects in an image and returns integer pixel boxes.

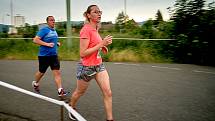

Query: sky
[0,0,214,25]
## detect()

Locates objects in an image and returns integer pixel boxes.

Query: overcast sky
[0,0,214,25]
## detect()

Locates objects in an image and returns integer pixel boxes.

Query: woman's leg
[95,70,113,120]
[69,80,89,108]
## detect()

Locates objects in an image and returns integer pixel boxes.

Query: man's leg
[52,70,62,89]
[32,56,48,93]
[50,55,67,96]
[52,69,70,98]
[32,71,44,93]
[35,56,49,84]
[35,71,45,83]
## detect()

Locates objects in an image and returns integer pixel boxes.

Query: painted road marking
[114,62,140,66]
[151,65,182,70]
[193,70,215,75]
[114,63,215,75]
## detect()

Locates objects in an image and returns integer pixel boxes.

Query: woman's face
[88,6,102,23]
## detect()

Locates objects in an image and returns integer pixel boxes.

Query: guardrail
[0,81,87,121]
[0,37,175,41]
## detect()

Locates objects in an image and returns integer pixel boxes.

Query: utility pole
[9,0,16,34]
[124,0,127,15]
[10,0,14,26]
[66,0,72,48]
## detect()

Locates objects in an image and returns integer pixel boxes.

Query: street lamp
[66,0,72,48]
[124,0,127,15]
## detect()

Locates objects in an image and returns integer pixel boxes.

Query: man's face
[47,16,55,28]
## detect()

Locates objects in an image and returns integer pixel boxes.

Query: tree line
[113,0,215,66]
[1,0,214,65]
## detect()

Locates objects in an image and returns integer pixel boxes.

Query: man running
[32,16,68,98]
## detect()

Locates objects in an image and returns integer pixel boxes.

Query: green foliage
[154,9,164,26]
[124,19,138,30]
[0,38,172,63]
[1,0,214,65]
[169,0,215,65]
[140,20,156,38]
[17,24,38,38]
[57,38,80,60]
[0,39,38,59]
[56,29,65,37]
[0,33,9,38]
[115,11,129,32]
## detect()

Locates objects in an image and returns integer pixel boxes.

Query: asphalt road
[0,60,215,121]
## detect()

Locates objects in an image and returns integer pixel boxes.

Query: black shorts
[38,55,60,73]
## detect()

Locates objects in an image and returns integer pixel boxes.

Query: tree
[20,24,38,38]
[140,19,154,38]
[154,9,164,26]
[115,11,129,32]
[169,0,215,65]
[200,1,215,65]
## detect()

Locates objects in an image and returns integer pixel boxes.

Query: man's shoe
[58,88,69,97]
[32,81,40,93]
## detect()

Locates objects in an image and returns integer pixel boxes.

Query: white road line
[114,63,215,75]
[151,65,182,70]
[114,63,181,70]
[193,70,215,75]
[114,62,140,66]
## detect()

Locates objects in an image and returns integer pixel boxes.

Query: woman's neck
[88,21,99,30]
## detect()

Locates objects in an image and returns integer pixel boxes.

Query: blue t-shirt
[36,26,58,56]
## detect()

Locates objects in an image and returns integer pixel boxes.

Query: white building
[14,15,25,27]
[8,26,17,34]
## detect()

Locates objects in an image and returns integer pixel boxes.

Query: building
[0,24,9,33]
[14,15,25,27]
[8,26,17,34]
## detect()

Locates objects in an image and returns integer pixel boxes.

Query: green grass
[0,38,173,63]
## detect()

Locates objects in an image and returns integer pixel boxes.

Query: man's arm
[33,36,54,47]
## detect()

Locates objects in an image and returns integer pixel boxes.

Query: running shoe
[58,88,69,97]
[32,81,40,93]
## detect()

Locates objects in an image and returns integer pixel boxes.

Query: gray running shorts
[76,62,106,82]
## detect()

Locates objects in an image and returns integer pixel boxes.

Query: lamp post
[124,0,127,15]
[66,0,72,49]
[10,0,14,26]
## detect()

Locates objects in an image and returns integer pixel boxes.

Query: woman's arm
[80,35,112,58]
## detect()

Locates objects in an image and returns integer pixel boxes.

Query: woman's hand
[101,35,112,47]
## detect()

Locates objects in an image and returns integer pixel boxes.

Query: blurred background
[0,0,215,66]
[1,1,215,121]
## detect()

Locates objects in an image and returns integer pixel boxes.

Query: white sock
[58,88,63,93]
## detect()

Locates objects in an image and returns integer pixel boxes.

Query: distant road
[1,60,215,121]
